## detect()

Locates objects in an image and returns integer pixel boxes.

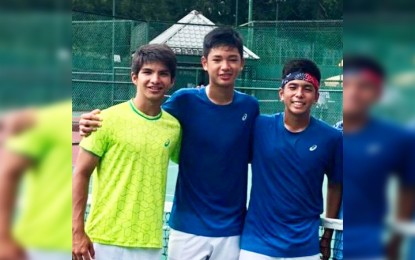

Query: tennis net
[85,201,343,260]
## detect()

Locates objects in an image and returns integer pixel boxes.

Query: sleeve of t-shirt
[171,130,182,164]
[248,100,260,163]
[5,101,72,160]
[5,124,47,160]
[162,90,183,120]
[327,133,343,184]
[79,113,109,158]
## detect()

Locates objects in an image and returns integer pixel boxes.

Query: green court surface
[165,163,178,202]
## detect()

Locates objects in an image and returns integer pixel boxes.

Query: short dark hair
[203,27,244,59]
[282,58,321,82]
[131,44,177,80]
[343,54,385,79]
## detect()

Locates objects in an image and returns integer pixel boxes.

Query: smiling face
[279,79,319,116]
[201,46,244,89]
[131,62,174,102]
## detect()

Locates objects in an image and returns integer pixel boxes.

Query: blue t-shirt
[343,118,415,258]
[163,87,259,236]
[241,113,343,257]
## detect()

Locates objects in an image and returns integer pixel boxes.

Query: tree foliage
[73,0,342,24]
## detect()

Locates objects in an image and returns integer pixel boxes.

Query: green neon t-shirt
[6,101,72,251]
[80,100,181,248]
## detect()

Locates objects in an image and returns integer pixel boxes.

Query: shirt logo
[242,113,248,121]
[367,143,380,155]
[309,145,318,151]
[164,139,170,147]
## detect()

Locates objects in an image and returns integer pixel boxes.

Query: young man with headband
[240,59,343,260]
[72,44,181,260]
[341,55,415,259]
[78,28,259,259]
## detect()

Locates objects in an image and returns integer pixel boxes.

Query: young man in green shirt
[72,44,181,260]
[0,101,72,260]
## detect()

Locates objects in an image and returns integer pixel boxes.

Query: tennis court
[71,17,344,257]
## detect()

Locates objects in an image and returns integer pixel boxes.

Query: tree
[72,0,343,24]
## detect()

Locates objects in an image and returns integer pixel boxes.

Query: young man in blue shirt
[341,55,415,259]
[79,28,259,260]
[240,59,343,260]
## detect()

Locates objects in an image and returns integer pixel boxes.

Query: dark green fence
[72,12,343,124]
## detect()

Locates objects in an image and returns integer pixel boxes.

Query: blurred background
[0,1,72,259]
[344,12,415,125]
[344,1,415,260]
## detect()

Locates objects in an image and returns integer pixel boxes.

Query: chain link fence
[72,12,342,125]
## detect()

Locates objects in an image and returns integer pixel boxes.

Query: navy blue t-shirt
[241,113,343,257]
[343,118,415,258]
[162,87,259,236]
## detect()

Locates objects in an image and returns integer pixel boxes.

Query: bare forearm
[0,172,20,239]
[0,150,29,239]
[72,148,100,236]
[397,186,415,221]
[72,171,91,233]
[323,183,342,238]
[326,183,342,218]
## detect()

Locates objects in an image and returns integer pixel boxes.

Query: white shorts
[94,243,162,260]
[168,228,240,260]
[239,250,320,260]
[27,249,71,260]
